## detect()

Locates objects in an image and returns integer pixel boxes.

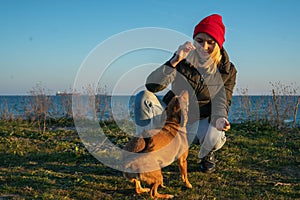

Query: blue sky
[1,0,300,95]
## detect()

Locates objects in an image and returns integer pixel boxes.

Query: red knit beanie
[193,14,225,49]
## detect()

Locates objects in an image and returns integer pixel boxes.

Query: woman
[134,14,237,173]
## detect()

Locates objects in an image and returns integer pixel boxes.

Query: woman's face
[193,33,216,55]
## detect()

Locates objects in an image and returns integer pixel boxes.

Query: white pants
[187,118,226,158]
[134,90,226,158]
[134,90,166,134]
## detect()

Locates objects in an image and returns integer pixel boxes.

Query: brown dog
[123,91,192,199]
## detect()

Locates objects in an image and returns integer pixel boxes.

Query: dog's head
[165,90,189,127]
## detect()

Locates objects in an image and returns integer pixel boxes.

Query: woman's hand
[216,117,231,131]
[170,41,196,67]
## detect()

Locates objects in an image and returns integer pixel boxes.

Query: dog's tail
[123,137,147,153]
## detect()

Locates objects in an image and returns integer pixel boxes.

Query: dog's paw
[136,187,150,194]
[185,182,193,189]
[155,194,174,199]
[166,194,174,199]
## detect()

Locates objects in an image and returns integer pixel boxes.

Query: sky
[1,0,300,95]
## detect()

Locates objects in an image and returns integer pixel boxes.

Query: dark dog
[123,91,192,199]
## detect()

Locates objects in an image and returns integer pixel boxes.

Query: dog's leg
[178,150,193,189]
[150,183,174,199]
[143,170,174,199]
[133,179,150,194]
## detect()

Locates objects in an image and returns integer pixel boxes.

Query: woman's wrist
[170,55,180,67]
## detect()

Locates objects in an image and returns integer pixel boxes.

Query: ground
[0,120,299,199]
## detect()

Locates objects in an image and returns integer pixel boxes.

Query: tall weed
[236,81,300,128]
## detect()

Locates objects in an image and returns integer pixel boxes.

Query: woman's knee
[213,133,226,151]
[134,90,163,122]
[135,90,158,103]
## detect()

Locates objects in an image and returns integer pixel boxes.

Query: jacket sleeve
[224,63,237,114]
[211,63,237,125]
[145,60,177,93]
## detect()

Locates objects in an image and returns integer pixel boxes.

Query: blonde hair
[186,43,222,74]
[209,43,222,66]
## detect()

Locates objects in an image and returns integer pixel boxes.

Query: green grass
[0,120,299,200]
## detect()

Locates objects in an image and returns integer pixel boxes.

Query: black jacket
[145,48,237,125]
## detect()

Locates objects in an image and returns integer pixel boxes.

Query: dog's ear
[179,90,189,127]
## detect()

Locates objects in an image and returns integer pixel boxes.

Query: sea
[0,95,299,125]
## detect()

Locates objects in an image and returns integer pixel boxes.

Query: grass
[0,119,299,200]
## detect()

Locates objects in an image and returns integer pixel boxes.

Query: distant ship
[56,91,79,96]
